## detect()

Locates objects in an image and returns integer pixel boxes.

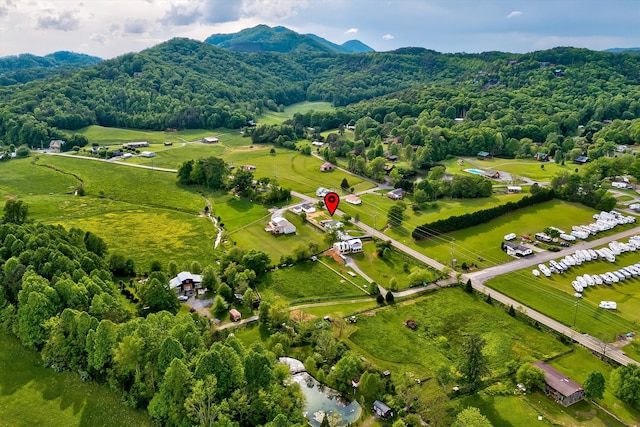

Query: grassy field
[258,260,368,302]
[346,288,569,380]
[65,125,222,145]
[486,248,640,342]
[0,331,152,427]
[407,199,601,268]
[550,346,640,425]
[257,102,334,125]
[349,243,440,290]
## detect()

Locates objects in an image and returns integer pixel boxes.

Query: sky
[1,0,639,59]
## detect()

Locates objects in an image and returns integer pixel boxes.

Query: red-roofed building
[229,309,242,322]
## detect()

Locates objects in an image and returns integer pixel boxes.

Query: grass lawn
[292,299,379,320]
[0,331,152,427]
[123,142,226,169]
[408,199,600,268]
[220,147,374,195]
[485,249,640,341]
[226,211,326,260]
[550,346,640,425]
[65,125,223,145]
[257,102,334,125]
[346,288,569,380]
[441,157,571,182]
[349,243,440,290]
[258,260,368,303]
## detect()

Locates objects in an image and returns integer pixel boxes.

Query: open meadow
[440,157,572,183]
[0,331,152,427]
[346,288,569,380]
[486,248,640,345]
[65,125,224,145]
[257,101,334,125]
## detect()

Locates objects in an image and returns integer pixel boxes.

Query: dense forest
[1,36,640,153]
[0,51,102,86]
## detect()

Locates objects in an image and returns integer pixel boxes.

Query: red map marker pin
[324,192,340,216]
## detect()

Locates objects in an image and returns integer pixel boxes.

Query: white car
[178,295,189,301]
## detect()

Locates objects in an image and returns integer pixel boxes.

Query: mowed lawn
[257,101,334,125]
[349,243,440,290]
[124,142,226,169]
[0,331,152,427]
[410,199,600,267]
[441,157,572,182]
[347,288,569,380]
[258,260,368,302]
[220,147,375,195]
[66,125,222,145]
[486,249,640,342]
[226,211,326,260]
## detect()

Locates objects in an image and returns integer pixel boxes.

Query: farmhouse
[140,151,155,158]
[229,309,242,322]
[333,238,363,254]
[507,186,522,193]
[573,156,589,165]
[386,155,399,162]
[502,241,533,257]
[483,169,500,179]
[169,271,202,294]
[316,187,330,197]
[532,361,584,407]
[321,219,344,230]
[372,401,393,419]
[344,195,362,205]
[123,141,149,148]
[477,151,491,160]
[387,188,407,200]
[291,203,316,214]
[535,153,549,162]
[243,165,256,171]
[320,162,335,172]
[202,136,219,143]
[265,216,296,235]
[311,141,324,147]
[49,139,66,152]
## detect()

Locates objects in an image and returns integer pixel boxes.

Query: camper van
[599,301,617,310]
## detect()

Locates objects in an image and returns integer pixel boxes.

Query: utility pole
[573,298,580,327]
[450,238,455,268]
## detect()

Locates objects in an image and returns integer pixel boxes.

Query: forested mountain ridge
[205,24,373,53]
[0,51,102,86]
[1,37,640,150]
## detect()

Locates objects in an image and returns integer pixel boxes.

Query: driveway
[184,296,214,318]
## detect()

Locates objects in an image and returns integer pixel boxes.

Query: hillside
[0,51,101,85]
[206,24,373,53]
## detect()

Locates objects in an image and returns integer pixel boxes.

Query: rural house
[532,361,584,407]
[169,271,203,295]
[291,203,316,214]
[311,141,324,147]
[202,136,219,143]
[320,162,335,172]
[316,187,330,197]
[265,216,296,235]
[344,195,362,205]
[502,241,533,257]
[483,169,500,179]
[372,400,393,419]
[535,153,549,162]
[140,151,155,158]
[573,156,589,165]
[386,155,399,162]
[477,151,491,160]
[387,188,407,200]
[49,139,66,152]
[321,219,344,230]
[123,141,149,148]
[507,186,522,193]
[333,238,363,254]
[243,165,256,171]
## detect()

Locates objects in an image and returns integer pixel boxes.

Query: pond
[292,372,362,427]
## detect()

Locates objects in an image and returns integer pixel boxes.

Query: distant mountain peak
[205,25,374,54]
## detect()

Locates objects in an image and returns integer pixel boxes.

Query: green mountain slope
[0,51,102,85]
[206,24,373,53]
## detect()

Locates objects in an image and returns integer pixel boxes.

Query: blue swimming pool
[465,168,484,175]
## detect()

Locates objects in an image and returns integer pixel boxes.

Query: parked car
[178,295,189,302]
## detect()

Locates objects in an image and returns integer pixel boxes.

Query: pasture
[346,288,569,380]
[408,199,600,268]
[66,125,222,145]
[487,248,640,343]
[257,101,334,125]
[0,331,152,427]
[257,260,369,302]
[349,243,440,290]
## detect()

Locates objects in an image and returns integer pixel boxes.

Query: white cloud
[507,10,523,19]
[382,33,394,40]
[38,9,80,31]
[123,19,149,34]
[90,33,107,44]
[160,2,202,26]
[203,0,241,23]
[345,27,358,34]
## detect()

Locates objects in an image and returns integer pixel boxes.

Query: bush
[385,292,395,303]
[376,294,385,304]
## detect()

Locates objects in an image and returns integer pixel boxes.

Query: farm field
[349,243,440,290]
[346,288,569,380]
[257,260,368,303]
[406,199,601,268]
[339,191,528,234]
[123,142,226,169]
[486,248,640,342]
[65,125,222,145]
[0,331,152,427]
[257,101,334,125]
[225,210,326,260]
[293,299,379,320]
[550,346,640,425]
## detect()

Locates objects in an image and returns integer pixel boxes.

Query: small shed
[243,165,256,171]
[202,136,219,143]
[373,400,393,419]
[229,309,242,322]
[507,186,522,193]
[573,156,589,165]
[320,162,335,172]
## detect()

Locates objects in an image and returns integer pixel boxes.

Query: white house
[202,136,220,143]
[169,271,203,294]
[322,219,344,230]
[311,141,324,147]
[140,151,155,158]
[333,238,363,254]
[49,139,66,152]
[386,188,406,200]
[316,187,331,197]
[344,195,362,205]
[503,241,533,257]
[265,216,296,235]
[292,203,316,214]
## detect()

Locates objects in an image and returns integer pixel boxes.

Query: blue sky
[1,0,639,58]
